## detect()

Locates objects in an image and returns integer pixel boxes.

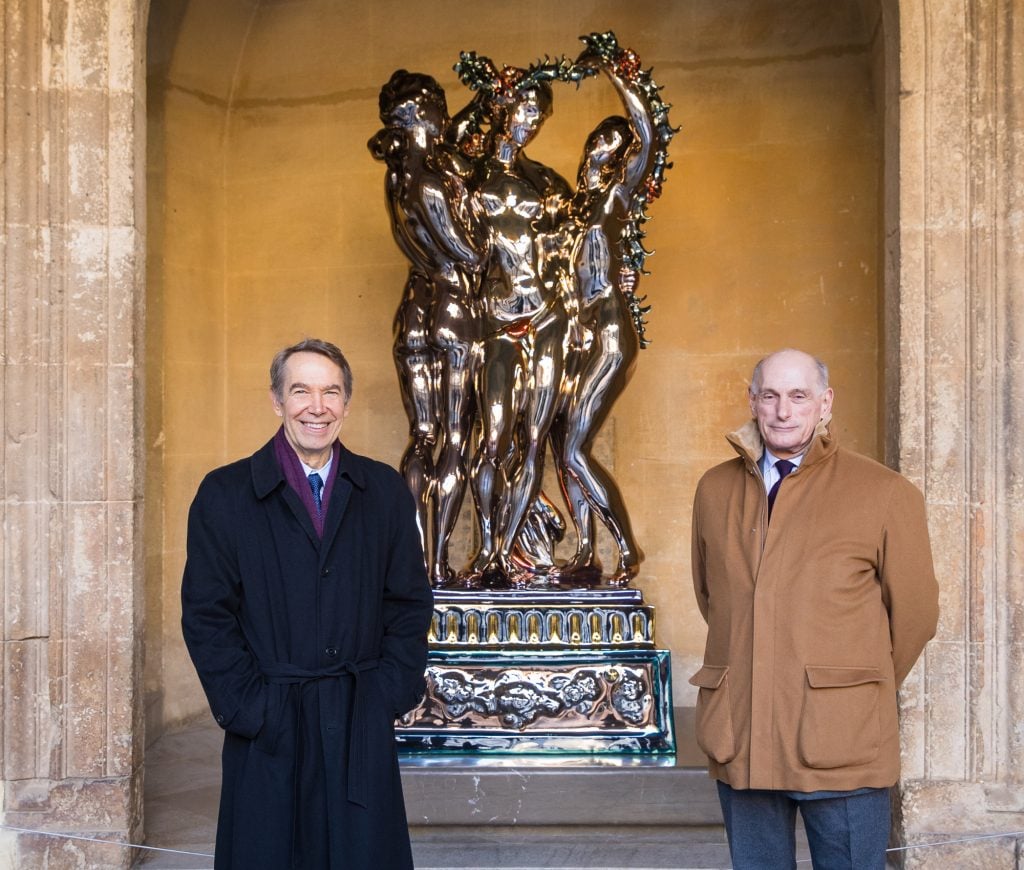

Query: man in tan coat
[690,349,939,869]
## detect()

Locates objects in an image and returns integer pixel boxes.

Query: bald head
[750,349,829,397]
[748,349,834,460]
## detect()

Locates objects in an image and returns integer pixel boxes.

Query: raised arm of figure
[576,38,658,198]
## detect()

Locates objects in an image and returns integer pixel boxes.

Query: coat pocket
[689,664,737,764]
[798,665,883,769]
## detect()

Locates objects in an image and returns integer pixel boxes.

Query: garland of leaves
[453,32,675,348]
[453,51,594,101]
[451,53,594,156]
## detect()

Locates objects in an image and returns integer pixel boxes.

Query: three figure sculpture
[369,32,674,590]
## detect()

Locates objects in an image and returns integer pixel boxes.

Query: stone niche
[146,0,886,739]
[5,0,1022,868]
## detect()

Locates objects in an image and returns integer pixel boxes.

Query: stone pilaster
[0,1,146,867]
[893,0,1024,865]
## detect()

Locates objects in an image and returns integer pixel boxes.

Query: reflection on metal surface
[426,600,654,649]
[399,752,677,768]
[426,665,634,729]
[397,650,674,753]
[372,32,675,589]
[369,70,484,588]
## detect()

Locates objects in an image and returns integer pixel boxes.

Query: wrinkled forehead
[757,353,822,392]
[283,352,345,387]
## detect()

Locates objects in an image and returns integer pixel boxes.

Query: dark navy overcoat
[181,436,432,869]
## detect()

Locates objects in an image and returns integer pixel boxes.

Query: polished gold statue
[371,32,673,590]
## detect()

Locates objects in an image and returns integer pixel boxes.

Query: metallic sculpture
[371,36,678,754]
[456,69,575,586]
[369,71,484,587]
[371,32,674,591]
[548,35,666,586]
[399,641,675,752]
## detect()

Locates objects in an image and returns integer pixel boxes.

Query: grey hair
[749,350,829,395]
[270,338,353,402]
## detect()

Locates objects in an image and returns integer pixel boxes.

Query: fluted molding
[0,1,146,867]
[894,0,1024,863]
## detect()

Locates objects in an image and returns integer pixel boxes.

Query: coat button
[216,714,225,724]
[325,647,338,657]
[321,568,330,577]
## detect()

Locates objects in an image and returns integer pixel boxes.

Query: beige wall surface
[146,0,883,732]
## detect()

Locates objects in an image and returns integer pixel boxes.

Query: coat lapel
[319,445,366,566]
[282,484,319,548]
[251,435,321,549]
[252,437,368,563]
[320,475,350,563]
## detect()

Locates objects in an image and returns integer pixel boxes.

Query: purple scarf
[273,427,340,538]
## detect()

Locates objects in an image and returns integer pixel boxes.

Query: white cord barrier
[1,822,1023,865]
[0,823,214,858]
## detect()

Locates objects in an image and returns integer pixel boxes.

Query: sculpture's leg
[393,272,439,568]
[465,334,518,580]
[395,345,438,561]
[496,313,566,578]
[549,420,601,576]
[556,318,641,584]
[431,335,478,585]
[562,426,642,585]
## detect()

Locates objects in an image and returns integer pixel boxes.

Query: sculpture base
[396,647,675,753]
[426,586,655,649]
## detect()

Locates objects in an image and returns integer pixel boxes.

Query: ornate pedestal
[396,587,675,753]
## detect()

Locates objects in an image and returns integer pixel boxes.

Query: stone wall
[893,0,1024,864]
[1,0,1021,867]
[144,0,241,744]
[1,0,147,867]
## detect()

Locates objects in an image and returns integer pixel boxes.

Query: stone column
[893,0,1024,865]
[0,1,147,867]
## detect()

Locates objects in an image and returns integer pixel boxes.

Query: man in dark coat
[181,338,433,869]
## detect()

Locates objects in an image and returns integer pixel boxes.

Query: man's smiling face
[748,349,833,460]
[271,351,350,469]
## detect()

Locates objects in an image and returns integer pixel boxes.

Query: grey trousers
[716,781,891,869]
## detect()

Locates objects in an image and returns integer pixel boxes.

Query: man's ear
[820,387,835,419]
[271,390,284,417]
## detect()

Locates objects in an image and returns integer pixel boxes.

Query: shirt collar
[760,448,806,489]
[301,455,332,482]
[762,448,806,474]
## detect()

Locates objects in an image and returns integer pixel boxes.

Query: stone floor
[137,713,799,869]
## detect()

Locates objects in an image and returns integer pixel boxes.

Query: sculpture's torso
[477,155,566,324]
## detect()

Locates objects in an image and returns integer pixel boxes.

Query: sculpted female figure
[369,71,484,585]
[548,38,668,584]
[456,69,575,584]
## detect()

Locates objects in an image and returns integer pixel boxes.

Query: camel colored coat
[690,421,939,792]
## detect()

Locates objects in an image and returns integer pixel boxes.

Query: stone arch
[144,0,895,739]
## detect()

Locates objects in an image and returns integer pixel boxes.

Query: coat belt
[260,658,379,807]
